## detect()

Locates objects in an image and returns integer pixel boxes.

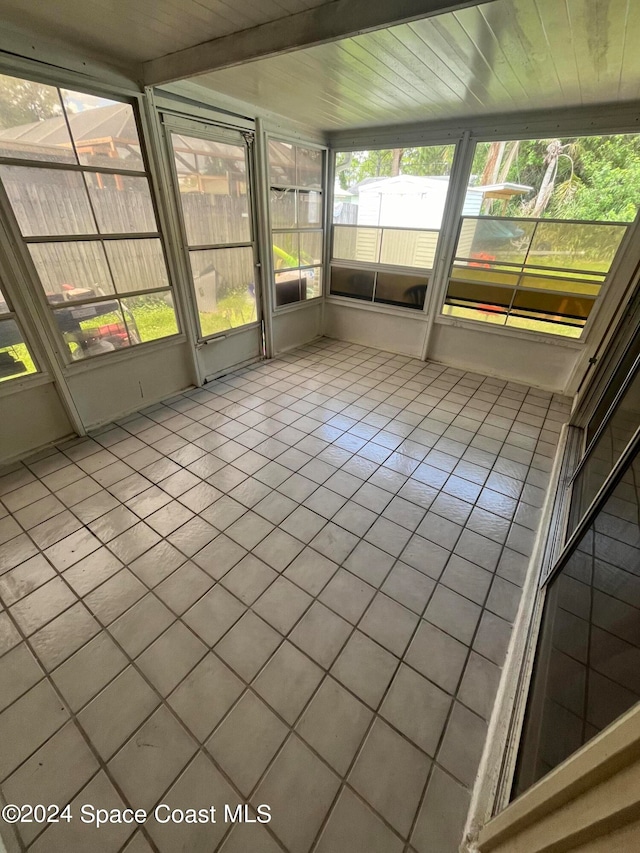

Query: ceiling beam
[143,0,497,86]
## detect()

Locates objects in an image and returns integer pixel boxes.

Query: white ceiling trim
[327,100,640,149]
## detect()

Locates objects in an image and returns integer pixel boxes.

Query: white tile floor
[0,339,571,853]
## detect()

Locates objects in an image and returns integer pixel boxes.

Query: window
[330,145,455,309]
[169,131,258,337]
[569,358,640,533]
[514,331,640,796]
[514,449,640,796]
[0,281,37,382]
[0,74,178,362]
[268,140,324,306]
[443,135,640,337]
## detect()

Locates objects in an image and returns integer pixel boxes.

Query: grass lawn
[0,342,37,382]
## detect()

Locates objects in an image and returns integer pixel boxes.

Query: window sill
[434,313,585,349]
[198,322,260,344]
[273,296,323,315]
[0,371,52,398]
[60,333,187,375]
[478,703,640,852]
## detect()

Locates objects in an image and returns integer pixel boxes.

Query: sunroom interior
[0,0,639,851]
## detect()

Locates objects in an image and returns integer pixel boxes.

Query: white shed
[351,175,485,228]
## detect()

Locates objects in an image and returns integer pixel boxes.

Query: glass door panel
[166,122,262,380]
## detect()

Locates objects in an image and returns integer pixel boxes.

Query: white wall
[324,300,427,358]
[322,301,583,391]
[272,300,323,354]
[65,340,194,429]
[429,320,581,392]
[0,380,73,463]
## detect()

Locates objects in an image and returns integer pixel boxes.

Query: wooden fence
[2,172,255,299]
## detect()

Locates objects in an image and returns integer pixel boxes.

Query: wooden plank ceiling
[184,0,640,131]
[0,0,336,66]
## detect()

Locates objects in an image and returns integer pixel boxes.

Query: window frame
[164,119,262,342]
[436,132,640,344]
[328,142,459,313]
[266,134,327,310]
[0,274,41,385]
[0,72,182,368]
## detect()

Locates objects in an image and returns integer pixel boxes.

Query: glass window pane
[298,190,322,227]
[446,279,514,311]
[275,271,302,306]
[507,314,585,336]
[329,267,375,301]
[375,272,428,309]
[379,229,439,268]
[296,147,322,189]
[334,145,455,228]
[511,290,595,322]
[527,221,626,273]
[571,365,640,529]
[273,232,299,270]
[53,299,129,360]
[333,226,381,264]
[519,273,601,297]
[470,136,640,223]
[270,141,325,307]
[445,135,640,338]
[300,231,323,267]
[455,218,535,265]
[189,247,256,336]
[171,134,250,245]
[270,189,296,229]
[451,264,520,287]
[268,140,296,185]
[514,453,640,796]
[587,331,640,445]
[303,267,322,300]
[0,283,10,315]
[29,242,114,303]
[0,166,96,236]
[0,319,37,381]
[442,303,508,326]
[60,91,144,171]
[84,173,157,234]
[0,74,75,164]
[120,293,178,344]
[104,239,169,294]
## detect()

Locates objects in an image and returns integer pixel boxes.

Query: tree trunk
[498,140,519,183]
[480,141,506,214]
[481,141,506,186]
[532,140,563,217]
[391,148,404,176]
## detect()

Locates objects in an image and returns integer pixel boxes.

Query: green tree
[0,74,62,129]
[336,145,454,189]
[471,135,640,222]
